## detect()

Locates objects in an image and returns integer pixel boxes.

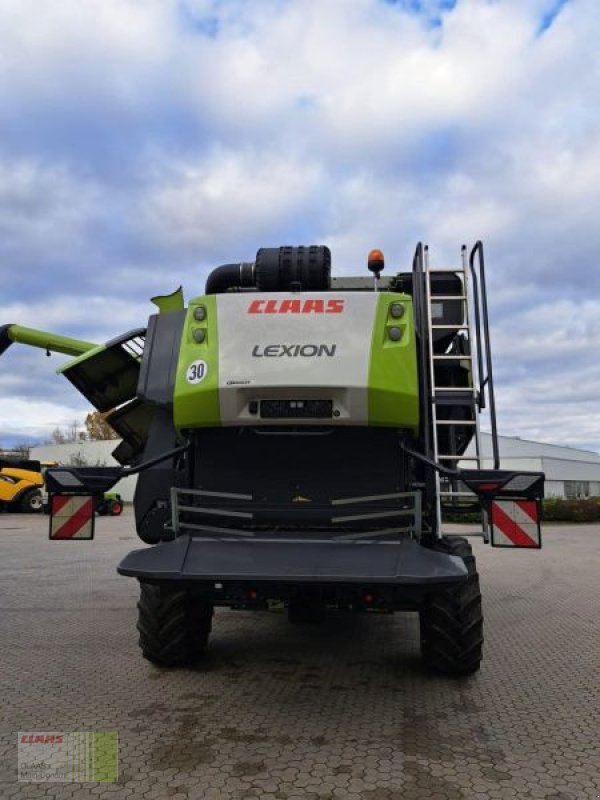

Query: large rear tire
[419,536,483,675]
[137,582,213,666]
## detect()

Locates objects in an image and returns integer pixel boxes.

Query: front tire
[137,582,213,666]
[95,500,108,516]
[20,490,43,513]
[419,536,483,675]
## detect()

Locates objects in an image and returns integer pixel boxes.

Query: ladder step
[431,324,470,330]
[433,391,476,406]
[437,454,480,460]
[436,419,477,426]
[431,295,467,301]
[433,354,473,360]
[434,386,476,391]
[428,269,466,275]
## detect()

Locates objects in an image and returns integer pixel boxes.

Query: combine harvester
[0,457,45,512]
[0,243,544,674]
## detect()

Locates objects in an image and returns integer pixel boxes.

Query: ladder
[423,245,490,539]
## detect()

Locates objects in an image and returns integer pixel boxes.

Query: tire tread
[136,582,212,666]
[420,536,484,675]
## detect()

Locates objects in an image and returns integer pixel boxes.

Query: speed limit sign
[186,360,208,384]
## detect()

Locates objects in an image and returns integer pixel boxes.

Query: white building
[31,433,600,502]
[466,433,600,498]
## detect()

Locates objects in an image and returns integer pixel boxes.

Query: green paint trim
[92,732,119,782]
[173,295,220,428]
[368,293,420,430]
[151,286,184,313]
[7,325,96,358]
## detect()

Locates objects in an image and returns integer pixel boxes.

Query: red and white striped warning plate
[49,495,95,540]
[490,499,541,548]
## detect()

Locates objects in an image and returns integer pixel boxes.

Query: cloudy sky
[0,0,599,452]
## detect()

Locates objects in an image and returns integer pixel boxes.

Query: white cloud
[0,0,599,452]
[1,295,148,341]
[0,395,88,440]
[143,148,323,253]
[0,159,99,256]
[0,0,174,78]
[490,298,600,450]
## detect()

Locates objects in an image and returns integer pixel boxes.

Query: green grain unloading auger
[1,243,544,674]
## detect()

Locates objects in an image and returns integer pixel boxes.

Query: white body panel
[216,293,378,425]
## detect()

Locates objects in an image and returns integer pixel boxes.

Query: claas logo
[20,735,64,744]
[247,299,345,314]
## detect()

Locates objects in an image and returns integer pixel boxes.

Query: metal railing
[170,487,422,541]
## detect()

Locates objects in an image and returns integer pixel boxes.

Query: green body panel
[151,286,184,313]
[173,295,220,427]
[368,293,419,431]
[7,325,95,357]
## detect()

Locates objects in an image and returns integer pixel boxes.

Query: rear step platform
[117,535,467,585]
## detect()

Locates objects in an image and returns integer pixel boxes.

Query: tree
[51,427,66,444]
[50,421,83,443]
[67,420,81,442]
[0,443,30,458]
[68,452,107,467]
[84,410,118,441]
[69,451,89,467]
[11,442,31,458]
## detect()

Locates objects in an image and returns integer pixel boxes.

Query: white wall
[544,480,565,498]
[541,456,600,482]
[464,434,600,497]
[477,433,600,464]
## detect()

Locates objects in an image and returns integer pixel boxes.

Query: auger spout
[0,323,96,358]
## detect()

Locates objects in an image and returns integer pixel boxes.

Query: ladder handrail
[463,244,486,409]
[412,242,431,460]
[468,241,500,470]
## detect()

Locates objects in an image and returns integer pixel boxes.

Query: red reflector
[476,483,500,491]
[248,590,258,601]
[364,593,374,604]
